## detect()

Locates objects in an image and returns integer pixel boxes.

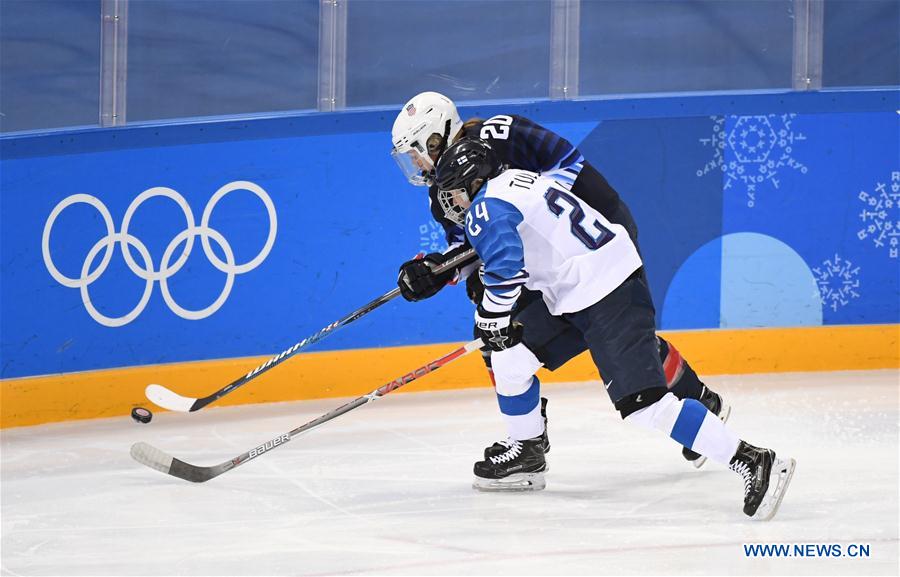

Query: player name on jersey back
[466,169,643,315]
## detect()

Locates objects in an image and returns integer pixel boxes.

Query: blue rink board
[1,90,897,379]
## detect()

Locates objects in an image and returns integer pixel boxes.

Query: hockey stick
[145,248,478,412]
[131,338,484,483]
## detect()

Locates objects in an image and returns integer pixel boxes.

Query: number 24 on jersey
[466,202,490,237]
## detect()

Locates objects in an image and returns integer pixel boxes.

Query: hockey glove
[397,252,457,302]
[474,305,523,352]
[465,265,486,304]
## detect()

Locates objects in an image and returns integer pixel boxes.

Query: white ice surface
[2,370,898,576]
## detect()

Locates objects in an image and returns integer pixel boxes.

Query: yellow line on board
[1,324,897,428]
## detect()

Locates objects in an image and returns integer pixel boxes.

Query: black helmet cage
[434,137,503,225]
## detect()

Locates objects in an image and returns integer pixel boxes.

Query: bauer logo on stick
[248,434,291,459]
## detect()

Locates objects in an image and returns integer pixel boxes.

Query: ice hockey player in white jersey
[433,136,796,521]
[392,91,730,469]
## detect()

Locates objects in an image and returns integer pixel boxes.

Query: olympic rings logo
[41,181,277,327]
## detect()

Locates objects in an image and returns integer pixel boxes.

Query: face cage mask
[437,187,471,226]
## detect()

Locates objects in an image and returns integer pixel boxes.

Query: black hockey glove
[397,253,457,302]
[465,265,485,304]
[474,305,523,352]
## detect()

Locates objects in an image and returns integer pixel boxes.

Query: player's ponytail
[458,118,484,143]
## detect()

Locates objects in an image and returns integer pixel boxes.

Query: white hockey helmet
[391,91,462,186]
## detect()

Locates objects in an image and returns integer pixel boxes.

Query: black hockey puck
[131,407,153,424]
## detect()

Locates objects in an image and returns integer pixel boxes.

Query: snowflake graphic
[697,114,809,207]
[812,254,861,312]
[418,220,447,253]
[856,171,900,258]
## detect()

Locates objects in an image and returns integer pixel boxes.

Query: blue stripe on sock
[496,376,540,416]
[671,398,707,448]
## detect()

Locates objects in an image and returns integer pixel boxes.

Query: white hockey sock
[502,399,544,441]
[690,408,741,464]
[492,344,544,441]
[626,393,740,465]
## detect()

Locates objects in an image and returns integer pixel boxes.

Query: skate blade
[472,472,546,492]
[752,457,796,521]
[481,458,549,473]
[693,403,732,469]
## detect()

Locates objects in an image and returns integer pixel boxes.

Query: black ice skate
[484,397,550,458]
[473,437,546,492]
[683,386,731,468]
[729,440,796,521]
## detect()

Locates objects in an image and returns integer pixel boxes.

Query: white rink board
[2,370,898,576]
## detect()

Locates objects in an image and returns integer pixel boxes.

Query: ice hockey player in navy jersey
[433,136,796,520]
[391,91,727,468]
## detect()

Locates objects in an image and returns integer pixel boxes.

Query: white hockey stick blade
[130,442,175,475]
[145,384,197,412]
[130,441,223,482]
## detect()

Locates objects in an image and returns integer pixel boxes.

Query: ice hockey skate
[484,397,550,458]
[473,437,546,492]
[683,386,731,468]
[729,440,796,521]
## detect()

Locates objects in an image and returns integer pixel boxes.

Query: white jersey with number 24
[465,168,643,316]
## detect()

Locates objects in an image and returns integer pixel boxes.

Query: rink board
[2,89,898,427]
[2,324,897,428]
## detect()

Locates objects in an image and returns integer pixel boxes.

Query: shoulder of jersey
[482,169,519,193]
[482,169,544,205]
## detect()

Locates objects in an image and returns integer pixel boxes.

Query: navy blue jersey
[462,115,582,174]
[428,115,624,243]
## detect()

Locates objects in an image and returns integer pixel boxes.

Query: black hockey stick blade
[145,248,479,413]
[132,338,483,483]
